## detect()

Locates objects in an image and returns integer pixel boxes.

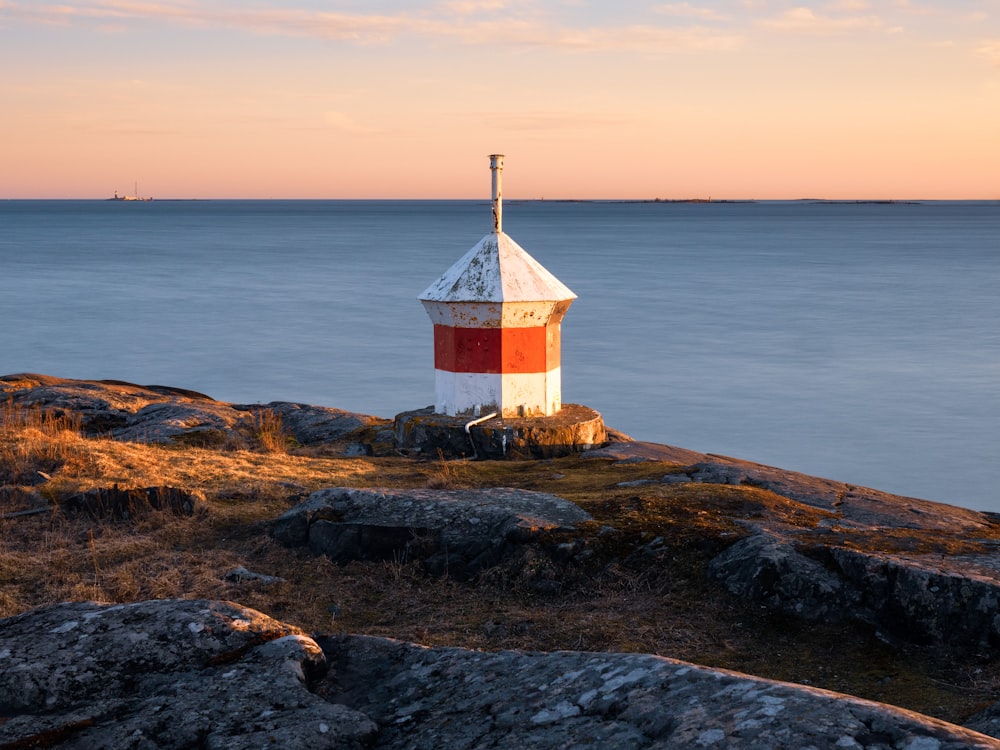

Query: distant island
[109,182,152,202]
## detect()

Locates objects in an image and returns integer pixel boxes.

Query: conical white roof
[419,232,576,303]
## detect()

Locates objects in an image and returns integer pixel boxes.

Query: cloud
[324,111,378,134]
[474,111,628,132]
[0,2,414,39]
[976,40,1000,66]
[0,1,742,52]
[654,3,730,22]
[496,22,743,52]
[437,0,509,14]
[759,7,883,33]
[891,0,933,15]
[825,0,869,9]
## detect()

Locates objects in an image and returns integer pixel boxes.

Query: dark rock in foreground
[0,600,378,750]
[271,486,591,579]
[587,441,1000,651]
[1,600,996,749]
[322,634,1000,750]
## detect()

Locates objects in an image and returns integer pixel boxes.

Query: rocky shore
[3,373,1000,747]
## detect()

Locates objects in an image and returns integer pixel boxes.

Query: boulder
[271,486,592,579]
[708,533,854,622]
[709,532,1000,646]
[3,600,997,749]
[0,600,377,749]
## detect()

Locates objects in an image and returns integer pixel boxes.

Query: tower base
[393,404,607,460]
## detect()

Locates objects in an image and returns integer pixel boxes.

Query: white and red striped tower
[419,155,577,418]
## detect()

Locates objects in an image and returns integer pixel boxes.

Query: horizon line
[3,196,999,203]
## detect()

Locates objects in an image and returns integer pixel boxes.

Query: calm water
[2,199,998,511]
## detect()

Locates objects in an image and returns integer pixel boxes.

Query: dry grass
[1,413,999,726]
[423,449,476,489]
[0,401,83,486]
[229,408,294,454]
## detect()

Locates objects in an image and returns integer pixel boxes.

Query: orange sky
[1,1,998,199]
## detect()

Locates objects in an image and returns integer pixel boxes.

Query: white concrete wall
[434,368,563,417]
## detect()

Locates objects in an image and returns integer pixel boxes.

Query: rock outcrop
[321,634,1000,750]
[9,374,1000,743]
[587,441,1000,651]
[271,486,592,579]
[1,600,997,749]
[0,373,388,449]
[0,600,378,750]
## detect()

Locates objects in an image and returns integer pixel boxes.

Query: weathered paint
[433,370,562,418]
[418,154,575,418]
[490,154,503,233]
[419,233,575,305]
[421,299,572,329]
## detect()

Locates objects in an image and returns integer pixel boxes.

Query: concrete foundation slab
[393,404,607,460]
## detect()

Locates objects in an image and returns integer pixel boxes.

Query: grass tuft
[230,409,295,454]
[423,449,473,489]
[0,400,83,486]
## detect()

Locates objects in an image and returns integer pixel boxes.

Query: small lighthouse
[394,154,605,459]
[418,155,577,418]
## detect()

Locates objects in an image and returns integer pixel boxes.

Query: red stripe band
[433,324,560,374]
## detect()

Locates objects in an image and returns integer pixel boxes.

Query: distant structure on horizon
[110,182,152,202]
[418,155,576,418]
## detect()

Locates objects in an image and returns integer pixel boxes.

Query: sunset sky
[1,1,997,199]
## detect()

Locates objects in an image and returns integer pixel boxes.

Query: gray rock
[0,373,385,449]
[271,486,592,579]
[3,600,997,749]
[318,633,1000,749]
[590,443,1000,652]
[224,566,287,585]
[0,600,378,749]
[709,525,1000,648]
[588,442,992,534]
[709,533,858,622]
[583,440,709,465]
[233,400,384,445]
[665,459,991,531]
[967,704,1000,740]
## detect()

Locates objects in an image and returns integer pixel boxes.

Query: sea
[2,199,998,512]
